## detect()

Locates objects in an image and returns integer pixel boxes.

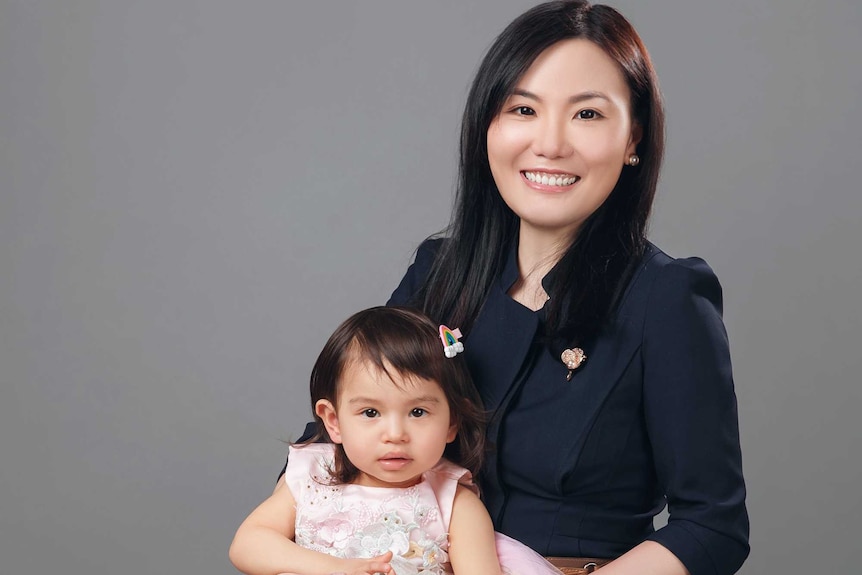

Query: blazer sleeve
[386,237,444,306]
[642,258,750,575]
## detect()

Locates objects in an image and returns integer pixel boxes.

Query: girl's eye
[410,408,426,417]
[513,106,535,116]
[361,409,379,418]
[576,109,599,120]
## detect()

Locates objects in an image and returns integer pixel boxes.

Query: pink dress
[285,444,562,575]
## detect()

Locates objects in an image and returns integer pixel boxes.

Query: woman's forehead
[513,39,630,103]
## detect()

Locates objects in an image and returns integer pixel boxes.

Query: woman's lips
[522,170,580,190]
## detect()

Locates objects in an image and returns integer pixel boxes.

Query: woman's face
[487,38,640,241]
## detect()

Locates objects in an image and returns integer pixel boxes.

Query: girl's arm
[229,479,393,575]
[447,485,503,575]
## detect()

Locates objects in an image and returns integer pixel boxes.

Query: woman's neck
[508,225,574,311]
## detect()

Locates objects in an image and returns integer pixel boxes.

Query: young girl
[230,307,566,575]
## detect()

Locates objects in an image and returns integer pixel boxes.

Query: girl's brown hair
[300,306,486,484]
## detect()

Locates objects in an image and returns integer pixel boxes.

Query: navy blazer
[387,239,749,575]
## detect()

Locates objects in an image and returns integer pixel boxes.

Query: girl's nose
[382,417,408,443]
[532,117,573,159]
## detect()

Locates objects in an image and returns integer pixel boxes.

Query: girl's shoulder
[423,458,479,510]
[425,457,477,492]
[422,458,479,531]
[287,442,336,464]
[284,443,336,493]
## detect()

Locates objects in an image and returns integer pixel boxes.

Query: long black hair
[417,0,665,348]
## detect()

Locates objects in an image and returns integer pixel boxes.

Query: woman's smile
[522,170,581,190]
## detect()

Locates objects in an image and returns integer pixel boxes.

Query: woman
[284,1,748,574]
[385,2,748,574]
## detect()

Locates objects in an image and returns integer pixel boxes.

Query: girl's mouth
[378,454,412,471]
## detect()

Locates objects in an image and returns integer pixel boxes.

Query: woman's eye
[576,109,599,120]
[410,408,426,417]
[361,409,379,418]
[513,106,535,116]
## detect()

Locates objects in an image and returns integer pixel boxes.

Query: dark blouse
[385,238,750,575]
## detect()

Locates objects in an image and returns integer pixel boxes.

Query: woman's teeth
[523,171,579,186]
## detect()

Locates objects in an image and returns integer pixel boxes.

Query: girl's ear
[446,421,458,444]
[315,399,343,444]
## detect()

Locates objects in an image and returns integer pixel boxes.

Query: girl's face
[487,38,641,241]
[315,359,457,488]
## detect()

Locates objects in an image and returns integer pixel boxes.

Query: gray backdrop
[1,1,860,574]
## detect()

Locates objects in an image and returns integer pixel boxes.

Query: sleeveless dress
[285,444,562,575]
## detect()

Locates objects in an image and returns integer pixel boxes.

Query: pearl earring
[627,154,640,166]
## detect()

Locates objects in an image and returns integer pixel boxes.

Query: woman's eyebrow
[511,89,611,104]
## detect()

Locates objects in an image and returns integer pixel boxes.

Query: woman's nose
[531,117,573,159]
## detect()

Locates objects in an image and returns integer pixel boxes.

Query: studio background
[1,1,859,573]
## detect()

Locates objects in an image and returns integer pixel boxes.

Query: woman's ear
[627,122,643,156]
[315,399,343,444]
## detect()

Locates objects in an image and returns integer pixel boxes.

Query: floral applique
[353,516,447,575]
[402,533,450,571]
[290,447,463,574]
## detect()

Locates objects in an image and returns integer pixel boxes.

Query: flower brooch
[561,347,587,381]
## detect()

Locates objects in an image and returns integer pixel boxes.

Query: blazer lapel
[464,247,539,415]
[551,245,666,465]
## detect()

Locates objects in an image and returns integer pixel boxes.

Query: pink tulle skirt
[495,532,563,575]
